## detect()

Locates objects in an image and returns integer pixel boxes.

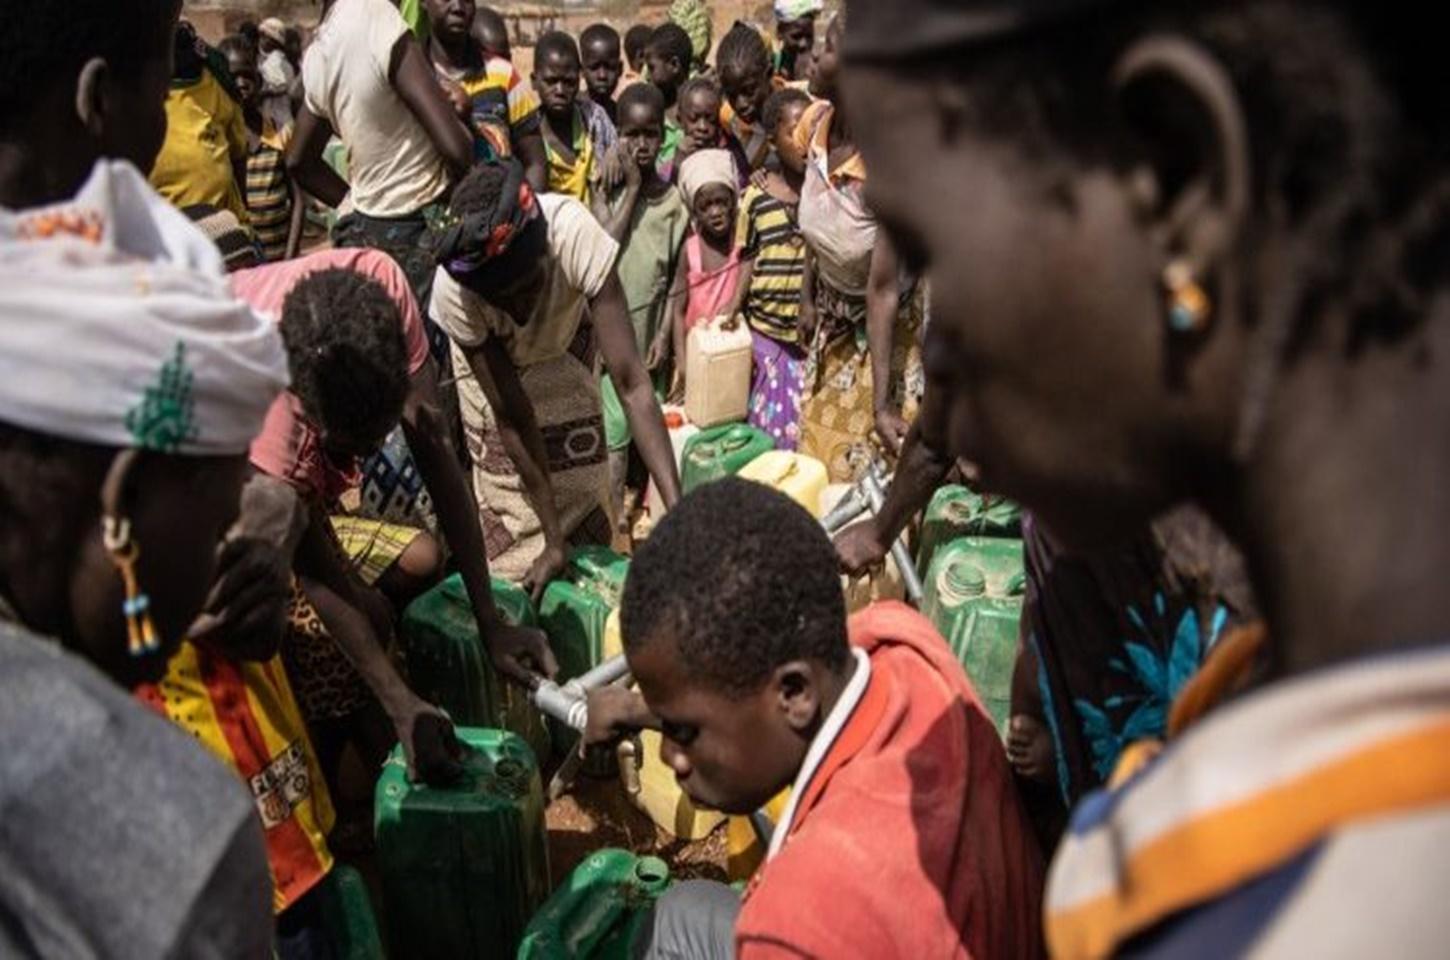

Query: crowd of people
[1,0,1447,957]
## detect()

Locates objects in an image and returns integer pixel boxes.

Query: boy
[149,21,250,224]
[220,36,305,261]
[533,31,615,203]
[623,24,653,85]
[590,83,691,522]
[580,23,625,125]
[424,0,547,190]
[587,479,1045,958]
[643,22,693,179]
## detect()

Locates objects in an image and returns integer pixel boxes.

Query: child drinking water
[736,88,812,449]
[667,149,744,399]
[590,83,691,523]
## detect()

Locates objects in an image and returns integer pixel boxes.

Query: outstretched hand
[834,520,889,578]
[487,620,559,686]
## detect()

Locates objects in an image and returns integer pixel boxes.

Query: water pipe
[863,465,926,604]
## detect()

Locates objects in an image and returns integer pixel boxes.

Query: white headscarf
[678,149,740,212]
[0,162,290,455]
[775,0,824,22]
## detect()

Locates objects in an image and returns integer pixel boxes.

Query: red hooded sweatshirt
[735,602,1046,958]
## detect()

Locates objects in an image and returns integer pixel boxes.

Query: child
[589,83,691,524]
[736,88,812,449]
[717,22,777,173]
[580,23,624,125]
[149,21,250,225]
[644,22,693,179]
[473,4,512,60]
[424,0,547,190]
[623,24,653,85]
[668,149,745,398]
[257,16,297,134]
[584,479,1045,958]
[220,36,305,262]
[773,0,822,83]
[533,30,615,203]
[675,76,751,186]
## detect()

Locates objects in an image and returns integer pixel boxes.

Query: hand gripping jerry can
[539,547,631,754]
[603,611,727,841]
[375,727,551,959]
[736,450,830,517]
[917,485,1023,573]
[516,849,672,960]
[317,864,385,960]
[920,538,1027,736]
[399,574,552,764]
[820,483,908,614]
[680,423,775,494]
[685,317,754,428]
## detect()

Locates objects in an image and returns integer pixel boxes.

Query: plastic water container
[399,575,551,765]
[680,423,775,494]
[920,538,1027,737]
[539,547,631,754]
[725,789,791,883]
[737,451,829,517]
[917,486,1023,573]
[516,849,672,959]
[685,317,753,428]
[317,864,385,960]
[603,611,727,841]
[375,727,550,959]
[646,406,700,520]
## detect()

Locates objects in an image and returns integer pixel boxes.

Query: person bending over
[587,479,1044,959]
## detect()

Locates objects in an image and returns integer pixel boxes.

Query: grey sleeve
[165,813,274,960]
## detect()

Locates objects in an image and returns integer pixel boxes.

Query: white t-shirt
[302,0,450,218]
[431,194,619,367]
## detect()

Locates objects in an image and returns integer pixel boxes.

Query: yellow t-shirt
[149,70,250,223]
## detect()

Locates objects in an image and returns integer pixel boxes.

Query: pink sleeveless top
[683,234,743,334]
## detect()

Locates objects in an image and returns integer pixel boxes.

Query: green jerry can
[538,547,631,756]
[917,486,1024,573]
[680,423,775,494]
[317,864,385,960]
[375,727,551,959]
[399,574,552,765]
[921,538,1028,737]
[516,850,672,960]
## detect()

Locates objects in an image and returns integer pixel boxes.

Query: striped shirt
[438,54,542,162]
[737,184,807,343]
[1045,632,1450,958]
[245,124,292,263]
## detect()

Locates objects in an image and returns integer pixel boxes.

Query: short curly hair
[280,269,409,446]
[618,82,666,124]
[620,478,849,699]
[763,87,810,136]
[647,23,694,75]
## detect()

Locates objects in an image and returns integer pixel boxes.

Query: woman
[0,161,290,957]
[843,2,1450,955]
[431,160,682,582]
[794,13,923,483]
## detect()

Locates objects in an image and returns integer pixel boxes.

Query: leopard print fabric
[282,581,372,721]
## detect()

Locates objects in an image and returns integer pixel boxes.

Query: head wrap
[0,162,290,455]
[678,149,741,210]
[669,0,713,66]
[182,204,260,273]
[258,17,287,45]
[434,159,549,297]
[845,0,1121,62]
[774,0,824,23]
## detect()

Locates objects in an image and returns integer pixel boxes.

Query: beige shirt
[431,194,619,367]
[302,0,450,217]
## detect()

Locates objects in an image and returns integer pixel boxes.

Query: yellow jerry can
[737,451,829,518]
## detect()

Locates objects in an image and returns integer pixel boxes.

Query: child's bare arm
[669,251,690,391]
